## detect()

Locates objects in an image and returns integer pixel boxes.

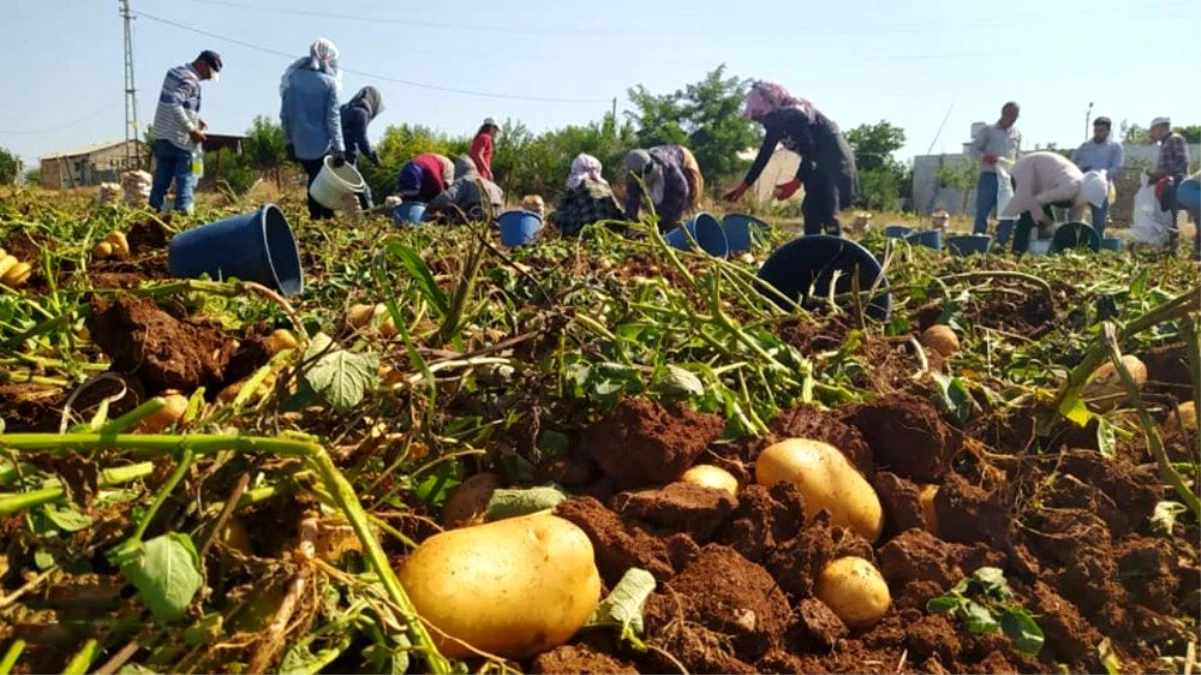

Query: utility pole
[1084,101,1094,141]
[120,0,140,168]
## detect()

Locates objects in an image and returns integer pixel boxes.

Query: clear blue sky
[4,0,1198,170]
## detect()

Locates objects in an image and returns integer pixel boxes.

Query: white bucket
[309,156,365,211]
[1028,239,1052,256]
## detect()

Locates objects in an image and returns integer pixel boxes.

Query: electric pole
[120,0,140,168]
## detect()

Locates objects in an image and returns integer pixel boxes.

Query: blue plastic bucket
[497,210,543,247]
[393,201,426,226]
[756,235,890,321]
[884,225,914,239]
[168,204,303,296]
[1051,222,1101,253]
[995,219,1016,247]
[947,234,992,256]
[721,213,769,254]
[1176,178,1199,211]
[906,229,944,251]
[1100,237,1125,252]
[664,213,729,258]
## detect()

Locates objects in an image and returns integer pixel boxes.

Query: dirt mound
[529,643,637,674]
[793,598,848,650]
[126,219,173,253]
[932,473,1009,547]
[876,529,962,589]
[580,397,725,489]
[1054,450,1161,537]
[715,482,805,562]
[844,394,959,482]
[611,482,738,542]
[873,471,928,534]
[768,404,874,472]
[87,295,237,394]
[1029,581,1104,672]
[764,516,874,599]
[554,497,674,584]
[1139,342,1193,397]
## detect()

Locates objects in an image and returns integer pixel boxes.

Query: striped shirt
[153,64,202,150]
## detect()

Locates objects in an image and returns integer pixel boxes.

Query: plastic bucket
[1101,237,1125,252]
[995,219,1016,247]
[1176,178,1200,211]
[497,210,543,247]
[884,225,914,239]
[721,213,769,254]
[906,229,943,251]
[1028,239,1052,256]
[1051,222,1101,253]
[309,156,365,211]
[664,213,729,258]
[947,234,992,256]
[168,204,303,296]
[756,235,890,321]
[393,201,426,226]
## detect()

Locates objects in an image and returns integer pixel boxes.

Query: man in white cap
[1147,117,1191,248]
[470,117,501,180]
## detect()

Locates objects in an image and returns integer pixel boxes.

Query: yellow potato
[756,438,883,542]
[816,556,891,627]
[138,393,190,432]
[1,262,31,288]
[93,242,114,259]
[398,514,601,659]
[347,303,385,329]
[104,231,131,259]
[0,255,18,279]
[1174,401,1197,435]
[919,484,939,535]
[265,328,299,354]
[1083,355,1147,411]
[920,325,959,357]
[680,464,739,496]
[379,315,397,339]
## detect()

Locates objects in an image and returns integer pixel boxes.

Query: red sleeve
[471,133,494,180]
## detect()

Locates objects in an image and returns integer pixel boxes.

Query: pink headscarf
[743,81,814,121]
[567,153,606,189]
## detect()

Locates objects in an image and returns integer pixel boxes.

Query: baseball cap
[198,50,223,72]
[483,117,498,127]
[1093,116,1111,127]
[1151,116,1171,128]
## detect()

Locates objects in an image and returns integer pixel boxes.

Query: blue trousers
[149,140,196,213]
[973,172,998,235]
[1090,199,1109,237]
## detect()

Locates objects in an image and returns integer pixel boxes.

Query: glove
[722,181,750,202]
[331,151,347,168]
[983,154,998,166]
[285,144,297,162]
[773,178,802,200]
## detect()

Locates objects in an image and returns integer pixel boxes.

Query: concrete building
[39,140,144,190]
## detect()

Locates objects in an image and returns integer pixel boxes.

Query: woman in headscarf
[427,155,505,225]
[470,117,500,180]
[280,38,345,220]
[549,153,623,237]
[724,81,859,236]
[397,153,456,203]
[341,85,384,210]
[624,145,699,231]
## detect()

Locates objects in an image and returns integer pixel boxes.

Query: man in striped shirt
[148,50,222,214]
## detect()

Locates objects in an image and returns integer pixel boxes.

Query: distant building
[39,140,144,190]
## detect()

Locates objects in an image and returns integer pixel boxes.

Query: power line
[133,10,613,104]
[0,101,124,135]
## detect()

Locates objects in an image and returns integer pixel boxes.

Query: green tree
[24,168,41,187]
[846,121,908,210]
[360,123,471,199]
[0,147,20,185]
[936,160,979,213]
[242,115,288,186]
[1122,123,1149,144]
[1175,125,1201,144]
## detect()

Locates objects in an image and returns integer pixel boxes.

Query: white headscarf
[742,80,814,122]
[567,153,605,189]
[280,38,342,96]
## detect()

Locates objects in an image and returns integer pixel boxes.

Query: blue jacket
[340,103,378,166]
[280,68,344,161]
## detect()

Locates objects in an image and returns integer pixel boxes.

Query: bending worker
[724,81,859,236]
[398,153,456,203]
[624,145,703,232]
[999,151,1108,253]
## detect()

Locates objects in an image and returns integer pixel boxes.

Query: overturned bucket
[497,210,543,247]
[906,229,944,252]
[168,204,303,296]
[756,235,891,321]
[1051,222,1101,253]
[665,213,729,258]
[947,234,992,256]
[721,213,769,254]
[309,156,365,211]
[884,225,914,239]
[393,201,427,226]
[1100,237,1125,252]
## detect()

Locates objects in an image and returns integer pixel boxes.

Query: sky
[3,0,1199,171]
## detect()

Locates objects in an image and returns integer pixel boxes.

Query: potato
[921,324,959,357]
[348,303,384,329]
[138,393,189,432]
[441,472,502,528]
[756,438,883,542]
[218,374,275,404]
[919,484,939,535]
[816,556,891,627]
[265,328,299,354]
[0,255,18,280]
[104,231,131,259]
[379,315,397,339]
[1174,401,1197,435]
[1083,355,1147,411]
[93,242,114,259]
[680,464,739,496]
[398,514,601,659]
[1,262,31,288]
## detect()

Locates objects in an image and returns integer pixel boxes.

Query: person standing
[340,86,384,210]
[723,81,859,236]
[470,117,500,180]
[148,50,222,214]
[1147,116,1191,250]
[280,38,345,221]
[969,102,1022,235]
[1070,116,1123,236]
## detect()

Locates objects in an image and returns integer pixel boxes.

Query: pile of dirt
[125,219,173,253]
[844,394,959,482]
[579,398,725,489]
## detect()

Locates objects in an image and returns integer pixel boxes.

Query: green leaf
[930,372,974,427]
[302,333,380,412]
[1000,608,1045,655]
[536,430,570,458]
[117,665,158,675]
[34,547,55,570]
[1150,500,1187,535]
[387,242,449,317]
[585,567,656,641]
[1059,395,1093,428]
[279,643,325,675]
[971,567,1012,600]
[961,599,1000,634]
[1096,417,1117,459]
[485,486,568,521]
[119,533,203,621]
[657,365,705,397]
[43,504,93,532]
[925,595,963,614]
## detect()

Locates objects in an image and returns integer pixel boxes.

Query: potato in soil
[921,324,959,357]
[1083,355,1147,411]
[815,556,891,627]
[138,392,189,432]
[681,464,739,496]
[398,514,601,659]
[756,438,883,542]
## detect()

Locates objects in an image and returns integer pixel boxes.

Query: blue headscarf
[398,161,424,198]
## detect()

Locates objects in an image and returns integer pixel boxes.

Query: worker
[427,155,504,224]
[148,50,222,214]
[969,102,1022,236]
[470,117,500,180]
[280,38,344,221]
[397,153,456,203]
[999,151,1107,253]
[723,81,859,236]
[1071,116,1124,236]
[340,86,384,210]
[549,153,623,237]
[1147,117,1192,252]
[624,145,700,232]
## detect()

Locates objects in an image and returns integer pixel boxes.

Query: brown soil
[793,597,848,650]
[530,643,638,674]
[125,219,173,253]
[86,295,238,394]
[610,482,738,542]
[767,404,875,473]
[844,394,959,482]
[555,497,675,585]
[1139,342,1194,398]
[0,374,147,433]
[580,397,725,489]
[714,482,805,562]
[873,471,929,534]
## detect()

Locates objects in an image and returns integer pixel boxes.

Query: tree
[1175,125,1201,144]
[242,115,288,186]
[846,121,908,210]
[24,168,41,187]
[1122,123,1148,145]
[0,147,20,185]
[936,160,979,213]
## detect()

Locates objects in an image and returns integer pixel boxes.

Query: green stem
[99,397,166,435]
[0,462,155,515]
[0,639,25,675]
[0,371,70,387]
[60,638,99,675]
[130,448,195,542]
